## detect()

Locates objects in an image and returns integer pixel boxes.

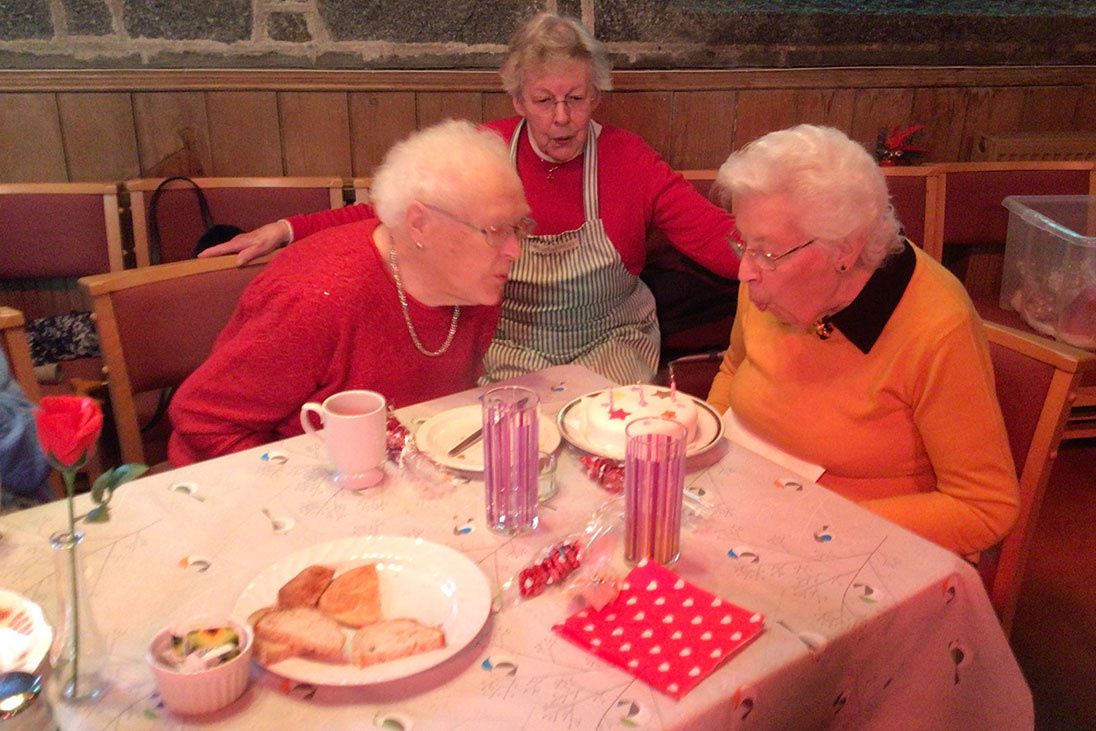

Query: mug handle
[300,402,325,441]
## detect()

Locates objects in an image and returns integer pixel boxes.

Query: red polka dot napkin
[553,560,765,699]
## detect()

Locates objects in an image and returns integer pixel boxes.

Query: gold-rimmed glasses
[726,231,817,272]
[423,203,536,248]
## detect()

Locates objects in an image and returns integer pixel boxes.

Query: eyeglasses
[525,93,594,115]
[423,203,536,248]
[726,231,817,272]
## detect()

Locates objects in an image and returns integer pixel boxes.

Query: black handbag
[147,176,243,264]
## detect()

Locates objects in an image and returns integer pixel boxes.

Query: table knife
[447,428,483,457]
[447,396,531,457]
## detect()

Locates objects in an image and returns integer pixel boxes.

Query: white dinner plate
[232,536,490,686]
[0,589,52,674]
[556,390,725,461]
[415,404,561,472]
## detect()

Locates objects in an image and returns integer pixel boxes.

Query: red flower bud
[34,396,104,468]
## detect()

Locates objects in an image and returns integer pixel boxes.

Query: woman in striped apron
[200,13,739,386]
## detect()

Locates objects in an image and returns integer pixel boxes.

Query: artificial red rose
[35,396,104,468]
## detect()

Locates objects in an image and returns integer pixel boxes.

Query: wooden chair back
[980,320,1096,636]
[352,178,371,205]
[883,166,943,260]
[0,182,125,321]
[78,256,269,465]
[126,177,345,266]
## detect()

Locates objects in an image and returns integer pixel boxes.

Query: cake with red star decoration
[581,385,698,455]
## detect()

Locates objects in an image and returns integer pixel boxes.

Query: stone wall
[2,0,1094,70]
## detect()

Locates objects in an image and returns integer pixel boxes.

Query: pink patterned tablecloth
[0,365,1033,730]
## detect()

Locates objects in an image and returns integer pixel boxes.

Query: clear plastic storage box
[1000,195,1096,350]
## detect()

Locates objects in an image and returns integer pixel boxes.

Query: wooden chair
[979,320,1096,637]
[78,256,270,466]
[126,177,345,267]
[0,182,125,321]
[934,161,1096,300]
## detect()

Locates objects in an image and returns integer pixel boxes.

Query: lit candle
[670,371,677,402]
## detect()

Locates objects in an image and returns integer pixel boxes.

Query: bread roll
[254,607,345,663]
[349,618,445,668]
[277,565,335,609]
[318,564,382,628]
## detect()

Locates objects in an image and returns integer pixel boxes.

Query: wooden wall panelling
[733,89,798,151]
[206,91,282,176]
[959,87,1026,160]
[56,92,140,182]
[666,90,737,170]
[1020,86,1082,133]
[348,91,416,177]
[1074,85,1096,131]
[483,91,514,123]
[848,88,916,159]
[0,93,67,182]
[910,87,968,164]
[131,92,212,177]
[794,88,856,131]
[595,91,672,158]
[416,92,483,129]
[279,91,352,177]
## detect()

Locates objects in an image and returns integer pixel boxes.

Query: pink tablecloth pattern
[0,365,1033,730]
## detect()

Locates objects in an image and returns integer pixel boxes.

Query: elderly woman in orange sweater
[707,124,1019,556]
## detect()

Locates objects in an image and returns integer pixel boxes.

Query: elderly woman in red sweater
[168,120,532,466]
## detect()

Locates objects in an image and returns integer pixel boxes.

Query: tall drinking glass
[625,417,687,566]
[483,386,539,535]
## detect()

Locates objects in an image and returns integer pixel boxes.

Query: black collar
[828,239,915,354]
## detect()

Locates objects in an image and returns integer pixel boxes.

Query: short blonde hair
[715,124,904,271]
[499,12,612,98]
[370,119,520,229]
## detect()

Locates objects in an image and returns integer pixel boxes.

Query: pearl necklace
[388,246,460,357]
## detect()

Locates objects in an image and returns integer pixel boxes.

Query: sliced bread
[254,607,345,663]
[277,564,335,609]
[318,564,382,628]
[349,618,445,668]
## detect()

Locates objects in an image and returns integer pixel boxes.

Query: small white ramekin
[146,618,253,716]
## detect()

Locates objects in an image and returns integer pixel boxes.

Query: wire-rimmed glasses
[525,93,595,116]
[726,230,817,272]
[423,203,536,248]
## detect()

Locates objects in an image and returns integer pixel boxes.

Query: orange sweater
[708,246,1019,555]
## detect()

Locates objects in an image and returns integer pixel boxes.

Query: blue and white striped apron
[482,119,660,385]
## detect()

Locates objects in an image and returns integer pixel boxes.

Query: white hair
[499,12,613,98]
[714,124,904,270]
[370,119,519,229]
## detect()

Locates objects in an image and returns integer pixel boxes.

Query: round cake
[580,385,698,456]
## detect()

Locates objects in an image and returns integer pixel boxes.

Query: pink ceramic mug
[300,390,387,489]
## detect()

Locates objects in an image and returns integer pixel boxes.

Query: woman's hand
[197,220,293,265]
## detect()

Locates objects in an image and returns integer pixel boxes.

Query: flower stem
[63,469,80,692]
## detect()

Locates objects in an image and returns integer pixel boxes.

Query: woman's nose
[738,253,761,284]
[552,101,572,124]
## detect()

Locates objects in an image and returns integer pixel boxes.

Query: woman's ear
[404,201,429,242]
[832,234,865,271]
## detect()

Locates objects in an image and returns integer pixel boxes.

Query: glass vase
[50,530,108,702]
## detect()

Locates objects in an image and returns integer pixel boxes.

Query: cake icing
[581,385,698,456]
